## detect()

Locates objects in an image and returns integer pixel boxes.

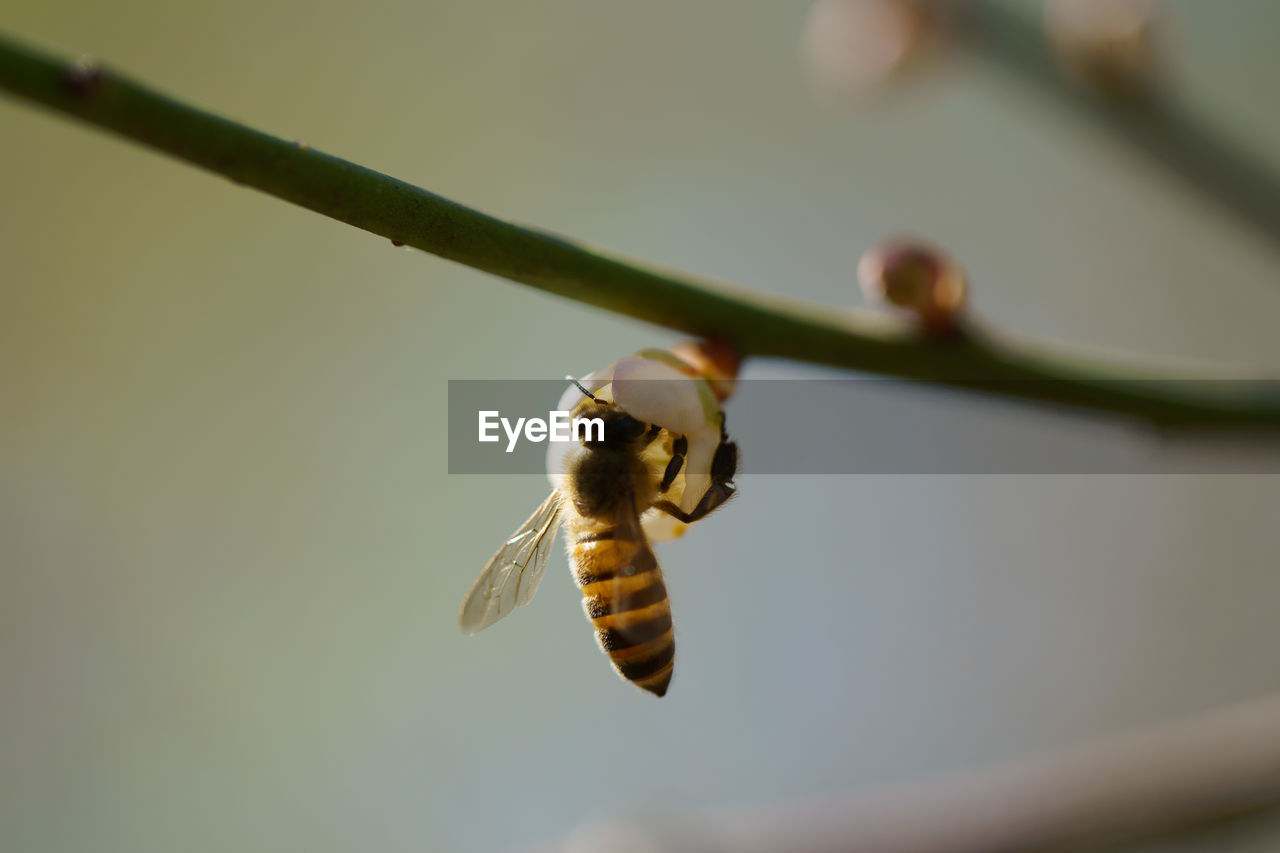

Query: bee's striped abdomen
[571,530,675,697]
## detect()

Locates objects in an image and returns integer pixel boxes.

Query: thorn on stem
[62,55,104,97]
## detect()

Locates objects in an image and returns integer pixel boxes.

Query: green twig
[968,0,1280,255]
[2,31,1279,429]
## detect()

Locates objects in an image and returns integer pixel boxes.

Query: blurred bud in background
[798,0,967,104]
[1044,0,1169,101]
[858,238,968,337]
[800,0,962,104]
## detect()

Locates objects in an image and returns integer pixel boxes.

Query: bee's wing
[458,491,564,635]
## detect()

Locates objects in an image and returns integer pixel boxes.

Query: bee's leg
[654,482,735,524]
[652,500,695,523]
[658,435,688,493]
[654,483,735,524]
[642,424,663,445]
[653,440,738,521]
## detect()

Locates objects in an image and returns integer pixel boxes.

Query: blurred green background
[4,1,1280,851]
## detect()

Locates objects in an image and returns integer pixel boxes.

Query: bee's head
[575,401,648,448]
[567,377,650,449]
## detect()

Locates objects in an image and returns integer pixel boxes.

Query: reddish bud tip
[668,338,742,403]
[858,239,968,337]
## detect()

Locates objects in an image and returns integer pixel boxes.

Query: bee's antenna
[566,375,598,402]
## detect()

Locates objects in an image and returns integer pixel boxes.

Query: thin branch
[2,32,1280,428]
[535,693,1280,853]
[967,0,1280,256]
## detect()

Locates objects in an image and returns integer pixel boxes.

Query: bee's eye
[612,414,645,441]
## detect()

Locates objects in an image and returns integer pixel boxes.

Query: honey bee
[458,356,738,697]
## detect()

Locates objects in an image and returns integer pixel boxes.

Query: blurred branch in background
[966,0,1280,255]
[4,31,1280,429]
[538,692,1280,853]
[803,0,1280,257]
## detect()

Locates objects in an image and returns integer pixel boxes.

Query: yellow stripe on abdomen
[571,531,675,697]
